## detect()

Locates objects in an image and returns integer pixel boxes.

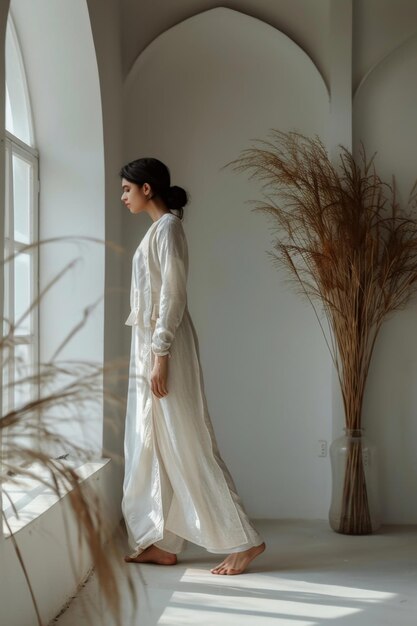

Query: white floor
[49,519,417,626]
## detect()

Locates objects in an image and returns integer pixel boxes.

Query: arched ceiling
[120,0,330,87]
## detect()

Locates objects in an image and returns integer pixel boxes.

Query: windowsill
[2,457,111,537]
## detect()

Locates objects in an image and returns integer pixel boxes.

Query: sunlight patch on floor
[159,607,315,626]
[160,589,361,619]
[179,569,397,601]
[154,569,389,626]
[152,568,398,625]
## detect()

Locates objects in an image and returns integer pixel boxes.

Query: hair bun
[164,185,189,212]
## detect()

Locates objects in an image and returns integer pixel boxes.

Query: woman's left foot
[124,545,177,565]
[210,541,266,575]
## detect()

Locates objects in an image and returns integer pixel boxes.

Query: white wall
[120,0,417,524]
[353,5,417,523]
[10,0,105,457]
[1,1,126,624]
[0,0,10,614]
[86,0,125,535]
[0,462,115,626]
[353,0,417,93]
[122,6,333,520]
[120,0,331,88]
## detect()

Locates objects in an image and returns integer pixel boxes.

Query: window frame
[2,130,40,465]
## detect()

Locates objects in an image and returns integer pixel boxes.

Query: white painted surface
[0,3,118,626]
[10,0,105,456]
[0,460,115,626]
[52,519,417,626]
[123,7,332,520]
[120,0,331,88]
[354,32,417,522]
[353,0,417,93]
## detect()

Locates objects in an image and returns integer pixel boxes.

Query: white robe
[121,212,264,557]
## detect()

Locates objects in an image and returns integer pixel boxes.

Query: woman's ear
[143,182,153,199]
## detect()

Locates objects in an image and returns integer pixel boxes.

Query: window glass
[5,16,33,146]
[14,251,32,335]
[13,154,31,243]
[3,13,39,463]
[13,342,32,410]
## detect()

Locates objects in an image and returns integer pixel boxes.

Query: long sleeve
[151,219,188,357]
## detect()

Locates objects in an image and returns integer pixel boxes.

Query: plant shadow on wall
[222,129,417,535]
[1,236,141,626]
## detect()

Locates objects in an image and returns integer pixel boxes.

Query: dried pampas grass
[223,129,417,533]
[1,236,141,625]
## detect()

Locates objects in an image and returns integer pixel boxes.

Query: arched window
[5,14,34,146]
[1,0,106,539]
[2,13,40,456]
[2,0,106,473]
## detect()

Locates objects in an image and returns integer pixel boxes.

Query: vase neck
[344,428,364,437]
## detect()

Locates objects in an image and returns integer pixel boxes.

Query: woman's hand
[151,354,169,398]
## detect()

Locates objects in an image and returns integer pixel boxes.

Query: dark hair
[119,157,188,220]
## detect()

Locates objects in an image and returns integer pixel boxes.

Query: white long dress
[121,212,264,557]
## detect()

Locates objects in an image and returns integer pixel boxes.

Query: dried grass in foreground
[1,236,143,625]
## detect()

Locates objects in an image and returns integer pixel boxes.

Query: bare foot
[210,541,266,575]
[124,544,177,565]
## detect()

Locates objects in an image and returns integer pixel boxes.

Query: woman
[120,158,265,575]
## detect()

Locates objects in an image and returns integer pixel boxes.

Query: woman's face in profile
[121,178,149,214]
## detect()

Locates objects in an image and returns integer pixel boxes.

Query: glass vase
[329,428,381,534]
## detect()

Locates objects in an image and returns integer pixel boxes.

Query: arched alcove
[353,33,417,523]
[122,7,332,519]
[0,2,109,624]
[9,0,105,457]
